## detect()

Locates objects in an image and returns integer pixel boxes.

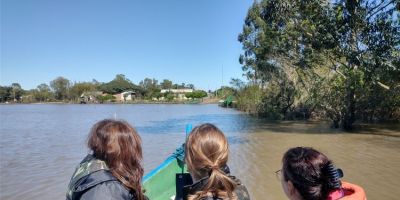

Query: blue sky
[1,0,253,91]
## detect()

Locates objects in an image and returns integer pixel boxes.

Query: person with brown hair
[184,123,250,200]
[278,147,366,200]
[66,119,146,200]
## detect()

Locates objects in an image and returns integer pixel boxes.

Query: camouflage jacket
[66,154,136,200]
[184,175,251,200]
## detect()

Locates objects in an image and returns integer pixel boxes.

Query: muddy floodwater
[1,104,399,200]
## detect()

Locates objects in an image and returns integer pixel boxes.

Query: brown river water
[0,104,399,200]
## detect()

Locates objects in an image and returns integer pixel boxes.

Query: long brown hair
[185,123,237,200]
[282,147,337,200]
[88,119,144,200]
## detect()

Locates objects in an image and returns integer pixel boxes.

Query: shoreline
[1,102,398,136]
[0,98,221,105]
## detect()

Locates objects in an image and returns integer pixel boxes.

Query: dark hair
[282,147,341,200]
[88,119,144,200]
[185,123,237,200]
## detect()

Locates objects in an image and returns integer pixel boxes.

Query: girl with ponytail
[184,123,250,200]
[279,147,366,200]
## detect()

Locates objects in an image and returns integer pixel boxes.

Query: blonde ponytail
[186,124,238,200]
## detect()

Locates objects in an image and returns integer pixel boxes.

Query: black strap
[175,173,193,200]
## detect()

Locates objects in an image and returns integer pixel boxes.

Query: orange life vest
[339,181,367,200]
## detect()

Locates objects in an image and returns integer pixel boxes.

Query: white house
[114,91,136,102]
[160,89,194,100]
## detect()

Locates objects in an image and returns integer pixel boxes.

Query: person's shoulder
[235,184,250,200]
[231,177,250,200]
[80,180,133,200]
[340,181,366,200]
[75,170,132,199]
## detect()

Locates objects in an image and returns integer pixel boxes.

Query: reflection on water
[0,104,399,200]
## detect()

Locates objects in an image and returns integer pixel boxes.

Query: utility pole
[222,65,224,88]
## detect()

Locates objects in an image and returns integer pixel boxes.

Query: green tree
[152,91,162,100]
[34,83,53,102]
[139,78,158,90]
[189,90,208,99]
[139,78,160,99]
[330,0,399,129]
[187,84,195,89]
[216,86,236,99]
[185,92,193,99]
[160,79,173,89]
[70,82,97,101]
[50,76,71,100]
[0,86,12,102]
[238,0,400,129]
[230,78,245,90]
[236,85,265,116]
[99,74,137,94]
[23,89,36,103]
[163,91,175,101]
[96,94,116,103]
[11,83,23,102]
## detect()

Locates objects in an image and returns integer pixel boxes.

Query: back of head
[185,123,237,200]
[87,119,144,200]
[282,147,339,200]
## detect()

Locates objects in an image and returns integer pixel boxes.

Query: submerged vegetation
[235,0,400,130]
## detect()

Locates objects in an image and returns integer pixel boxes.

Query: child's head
[185,123,237,200]
[88,119,144,199]
[280,147,342,200]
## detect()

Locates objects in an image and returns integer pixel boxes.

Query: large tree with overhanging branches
[238,0,399,130]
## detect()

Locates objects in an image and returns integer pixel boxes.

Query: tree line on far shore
[2,0,398,131]
[0,74,208,103]
[232,0,399,130]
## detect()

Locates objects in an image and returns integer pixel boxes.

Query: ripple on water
[1,104,399,200]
